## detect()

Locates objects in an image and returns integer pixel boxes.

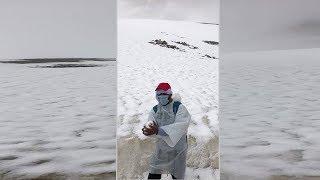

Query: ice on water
[0,60,116,179]
[220,48,320,179]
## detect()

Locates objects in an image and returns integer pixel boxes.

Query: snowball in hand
[145,121,155,129]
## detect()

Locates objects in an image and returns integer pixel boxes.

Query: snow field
[117,19,219,179]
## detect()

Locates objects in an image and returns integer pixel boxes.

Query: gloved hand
[142,122,158,136]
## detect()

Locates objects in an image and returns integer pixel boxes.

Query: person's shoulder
[176,102,189,112]
[178,103,187,109]
[173,101,182,105]
[174,101,188,112]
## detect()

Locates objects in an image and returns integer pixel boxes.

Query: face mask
[156,94,170,106]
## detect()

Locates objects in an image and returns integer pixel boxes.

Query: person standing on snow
[142,82,191,180]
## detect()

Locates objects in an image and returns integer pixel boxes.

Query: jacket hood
[172,93,182,102]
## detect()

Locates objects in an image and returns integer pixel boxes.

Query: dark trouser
[148,173,177,179]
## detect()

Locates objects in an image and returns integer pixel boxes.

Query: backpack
[153,101,181,115]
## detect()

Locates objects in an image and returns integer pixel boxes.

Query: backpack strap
[173,101,181,115]
[153,101,181,115]
[153,105,158,113]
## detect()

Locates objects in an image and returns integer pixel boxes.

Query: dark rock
[31,64,107,68]
[174,41,198,49]
[149,39,181,50]
[198,22,219,25]
[202,54,217,59]
[203,40,219,46]
[0,58,115,64]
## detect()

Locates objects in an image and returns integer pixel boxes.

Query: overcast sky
[220,0,320,52]
[119,0,220,24]
[0,0,116,59]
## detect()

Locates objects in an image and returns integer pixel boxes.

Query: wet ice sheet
[0,59,116,179]
[220,48,320,179]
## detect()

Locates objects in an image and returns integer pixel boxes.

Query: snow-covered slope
[117,19,219,179]
[0,59,116,179]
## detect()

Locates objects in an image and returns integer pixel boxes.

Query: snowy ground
[117,19,219,179]
[0,59,116,179]
[220,48,320,180]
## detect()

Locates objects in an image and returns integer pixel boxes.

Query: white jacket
[147,94,191,179]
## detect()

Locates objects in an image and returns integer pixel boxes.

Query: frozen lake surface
[220,48,320,180]
[0,59,116,179]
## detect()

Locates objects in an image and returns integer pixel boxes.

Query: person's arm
[157,127,168,136]
[142,109,158,136]
[175,104,191,124]
[158,104,191,147]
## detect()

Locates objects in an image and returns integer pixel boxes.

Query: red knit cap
[155,82,172,94]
